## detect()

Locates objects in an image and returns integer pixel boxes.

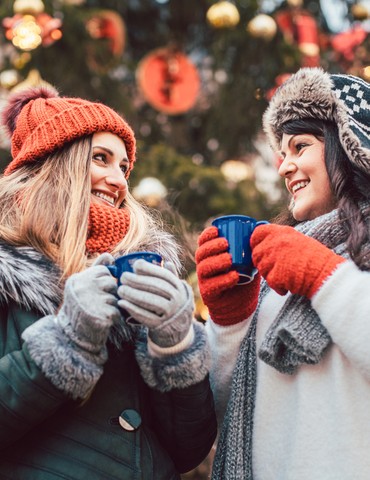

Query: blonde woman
[0,87,216,479]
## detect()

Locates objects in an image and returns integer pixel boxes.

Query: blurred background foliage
[0,0,369,249]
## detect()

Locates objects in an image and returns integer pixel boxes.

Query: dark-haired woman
[196,68,370,480]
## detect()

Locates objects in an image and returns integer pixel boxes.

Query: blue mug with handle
[212,215,268,285]
[107,251,163,286]
[107,251,163,324]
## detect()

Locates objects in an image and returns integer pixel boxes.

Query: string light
[2,0,62,51]
[7,15,42,51]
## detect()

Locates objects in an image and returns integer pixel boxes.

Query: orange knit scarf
[86,203,130,254]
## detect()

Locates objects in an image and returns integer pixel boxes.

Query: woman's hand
[57,263,121,354]
[251,224,346,298]
[117,260,194,348]
[22,254,122,399]
[195,226,260,325]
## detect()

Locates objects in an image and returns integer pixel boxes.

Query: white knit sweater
[206,260,370,480]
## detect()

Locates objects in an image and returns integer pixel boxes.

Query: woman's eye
[93,153,107,163]
[296,143,308,152]
[120,165,128,174]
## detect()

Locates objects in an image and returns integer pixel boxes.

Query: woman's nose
[278,156,297,178]
[105,166,127,190]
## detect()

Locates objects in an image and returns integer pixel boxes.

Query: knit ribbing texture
[86,203,130,254]
[3,88,136,176]
[195,226,260,325]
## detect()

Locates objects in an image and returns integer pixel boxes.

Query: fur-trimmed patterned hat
[263,67,370,174]
[1,86,136,177]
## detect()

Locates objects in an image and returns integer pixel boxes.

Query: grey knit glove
[57,261,120,358]
[117,259,194,348]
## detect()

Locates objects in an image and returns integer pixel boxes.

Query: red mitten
[195,226,260,326]
[250,224,346,299]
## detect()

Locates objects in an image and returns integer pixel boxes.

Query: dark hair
[273,118,370,269]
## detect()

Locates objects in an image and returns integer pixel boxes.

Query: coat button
[119,409,142,431]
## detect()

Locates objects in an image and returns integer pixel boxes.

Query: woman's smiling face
[90,132,129,208]
[278,133,337,221]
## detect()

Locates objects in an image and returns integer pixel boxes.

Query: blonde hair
[0,136,181,278]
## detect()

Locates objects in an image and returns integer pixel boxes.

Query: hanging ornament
[2,0,62,51]
[10,69,54,93]
[220,160,252,183]
[85,10,126,73]
[351,4,369,21]
[35,13,62,47]
[13,0,45,15]
[331,26,367,62]
[62,0,86,4]
[136,46,200,115]
[363,66,370,81]
[0,69,20,90]
[295,13,319,59]
[286,0,303,6]
[247,14,277,41]
[3,15,42,51]
[132,177,167,207]
[206,1,240,29]
[275,8,320,67]
[85,10,125,57]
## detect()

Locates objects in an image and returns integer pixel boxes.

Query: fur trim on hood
[0,228,181,317]
[0,242,62,315]
[263,67,370,174]
[0,232,182,348]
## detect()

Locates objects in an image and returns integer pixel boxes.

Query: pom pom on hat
[2,86,58,137]
[1,86,136,176]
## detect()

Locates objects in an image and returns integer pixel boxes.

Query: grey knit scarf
[211,205,370,480]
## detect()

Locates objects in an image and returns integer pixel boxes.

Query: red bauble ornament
[137,47,200,115]
[275,9,320,67]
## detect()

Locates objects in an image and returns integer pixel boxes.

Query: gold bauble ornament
[13,0,44,15]
[247,14,277,41]
[287,0,303,7]
[299,42,319,57]
[206,1,240,29]
[362,66,370,81]
[10,69,53,93]
[63,0,86,4]
[351,4,369,21]
[0,70,20,89]
[132,177,167,207]
[220,160,252,183]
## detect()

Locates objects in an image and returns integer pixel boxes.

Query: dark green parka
[0,242,217,479]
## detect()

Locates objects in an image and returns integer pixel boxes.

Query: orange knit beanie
[1,86,136,177]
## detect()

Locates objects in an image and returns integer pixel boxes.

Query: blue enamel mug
[212,215,268,285]
[107,251,163,285]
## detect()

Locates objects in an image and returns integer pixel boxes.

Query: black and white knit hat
[263,67,370,174]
